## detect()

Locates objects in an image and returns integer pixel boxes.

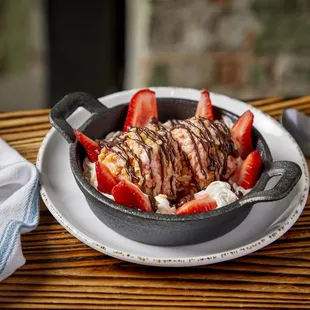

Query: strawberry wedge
[96,161,118,194]
[231,110,254,159]
[112,179,153,212]
[195,88,214,121]
[123,89,158,132]
[231,150,263,189]
[74,129,100,162]
[176,194,217,215]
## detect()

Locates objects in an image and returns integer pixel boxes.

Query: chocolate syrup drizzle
[99,116,236,200]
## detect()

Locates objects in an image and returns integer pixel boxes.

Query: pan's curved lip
[67,90,284,222]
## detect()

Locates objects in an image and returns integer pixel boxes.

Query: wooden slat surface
[0,97,309,310]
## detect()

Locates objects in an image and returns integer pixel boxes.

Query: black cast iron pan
[49,92,302,246]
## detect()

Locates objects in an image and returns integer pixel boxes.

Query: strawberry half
[231,110,254,159]
[112,179,153,212]
[195,88,214,121]
[96,161,118,194]
[176,194,217,215]
[231,150,262,190]
[74,129,100,162]
[123,89,158,132]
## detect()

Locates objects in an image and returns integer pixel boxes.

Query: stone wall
[143,0,310,99]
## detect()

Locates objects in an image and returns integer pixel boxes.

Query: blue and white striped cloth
[0,138,39,281]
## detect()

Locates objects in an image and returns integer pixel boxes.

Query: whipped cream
[103,193,114,200]
[105,131,121,141]
[83,158,98,188]
[154,194,176,214]
[154,181,243,213]
[232,182,251,196]
[194,181,238,208]
[221,115,234,129]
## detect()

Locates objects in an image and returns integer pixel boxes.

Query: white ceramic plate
[36,87,309,267]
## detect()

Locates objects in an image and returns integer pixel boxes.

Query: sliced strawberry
[195,88,214,121]
[74,129,100,162]
[231,150,262,190]
[123,89,158,132]
[231,110,254,159]
[96,161,118,194]
[112,179,153,212]
[176,194,217,215]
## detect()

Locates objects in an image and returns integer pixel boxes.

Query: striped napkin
[0,138,39,281]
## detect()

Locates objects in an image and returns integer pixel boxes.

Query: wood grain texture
[0,96,309,310]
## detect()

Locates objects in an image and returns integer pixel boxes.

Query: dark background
[46,0,125,107]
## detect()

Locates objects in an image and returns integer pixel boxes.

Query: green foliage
[149,63,170,86]
[0,0,30,75]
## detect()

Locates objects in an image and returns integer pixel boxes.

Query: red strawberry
[112,179,153,212]
[231,150,262,190]
[123,89,158,132]
[96,161,118,194]
[195,88,214,121]
[176,194,217,215]
[231,110,254,159]
[74,129,100,162]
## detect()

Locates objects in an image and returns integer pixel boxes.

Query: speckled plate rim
[36,87,309,267]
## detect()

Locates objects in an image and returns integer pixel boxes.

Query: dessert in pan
[75,89,262,215]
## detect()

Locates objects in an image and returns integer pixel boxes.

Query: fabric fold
[0,139,39,282]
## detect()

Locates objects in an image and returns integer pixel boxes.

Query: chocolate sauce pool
[99,116,237,202]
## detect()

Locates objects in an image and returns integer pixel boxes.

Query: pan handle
[49,92,108,143]
[238,161,302,206]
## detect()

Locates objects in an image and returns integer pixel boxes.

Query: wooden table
[0,96,309,310]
